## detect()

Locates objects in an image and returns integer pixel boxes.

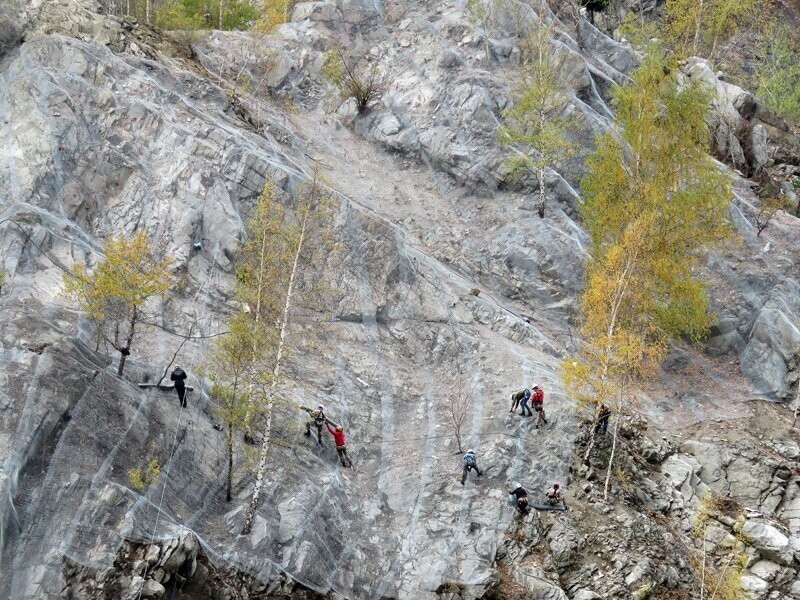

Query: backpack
[533,388,544,403]
[464,453,476,464]
[513,389,529,402]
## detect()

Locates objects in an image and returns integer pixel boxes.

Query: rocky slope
[0,0,799,598]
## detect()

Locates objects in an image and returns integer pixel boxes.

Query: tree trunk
[700,524,707,600]
[242,210,309,535]
[602,411,620,502]
[582,408,600,464]
[219,0,224,29]
[145,0,151,23]
[537,166,546,218]
[243,192,276,437]
[692,0,704,54]
[117,311,137,377]
[226,423,234,501]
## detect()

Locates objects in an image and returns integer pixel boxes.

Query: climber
[545,482,566,507]
[595,404,611,435]
[510,388,532,417]
[532,385,547,428]
[326,422,352,467]
[302,405,326,445]
[460,448,482,485]
[507,483,530,515]
[170,366,188,408]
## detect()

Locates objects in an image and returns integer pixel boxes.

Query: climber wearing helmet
[326,422,352,467]
[545,482,566,507]
[302,405,327,445]
[507,483,530,515]
[460,448,483,485]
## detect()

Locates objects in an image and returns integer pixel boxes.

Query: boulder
[547,520,580,569]
[742,521,794,566]
[739,281,800,399]
[740,575,769,598]
[660,455,698,501]
[750,559,781,581]
[513,566,568,599]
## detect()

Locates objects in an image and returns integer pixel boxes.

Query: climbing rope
[135,388,188,600]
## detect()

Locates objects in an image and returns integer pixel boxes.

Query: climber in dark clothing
[460,449,482,485]
[510,388,532,416]
[170,366,188,408]
[595,404,611,435]
[303,405,326,445]
[508,483,530,515]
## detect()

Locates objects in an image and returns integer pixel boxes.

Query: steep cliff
[0,1,799,599]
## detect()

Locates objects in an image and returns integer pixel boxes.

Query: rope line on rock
[355,429,530,446]
[135,390,187,600]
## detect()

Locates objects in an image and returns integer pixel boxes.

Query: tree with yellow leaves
[64,231,173,377]
[235,176,333,535]
[563,47,732,501]
[205,312,262,502]
[660,0,762,59]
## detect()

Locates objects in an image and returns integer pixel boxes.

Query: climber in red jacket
[326,422,353,467]
[532,385,548,428]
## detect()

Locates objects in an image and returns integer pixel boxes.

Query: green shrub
[155,0,259,31]
[758,24,800,125]
[128,457,161,490]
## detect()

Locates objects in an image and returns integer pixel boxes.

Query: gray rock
[739,283,800,399]
[513,566,568,599]
[660,455,699,502]
[750,559,782,582]
[740,574,770,598]
[292,1,341,25]
[742,521,794,566]
[624,559,650,587]
[576,18,636,76]
[547,520,580,569]
[750,123,770,174]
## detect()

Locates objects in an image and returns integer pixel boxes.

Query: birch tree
[205,312,261,501]
[64,232,173,376]
[241,177,332,535]
[562,47,732,501]
[498,27,575,219]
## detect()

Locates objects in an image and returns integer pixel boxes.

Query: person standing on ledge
[171,365,188,408]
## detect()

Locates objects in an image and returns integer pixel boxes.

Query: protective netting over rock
[3,0,800,598]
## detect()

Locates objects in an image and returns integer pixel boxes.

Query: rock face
[1,0,800,599]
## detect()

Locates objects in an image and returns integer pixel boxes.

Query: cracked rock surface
[1,0,800,598]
